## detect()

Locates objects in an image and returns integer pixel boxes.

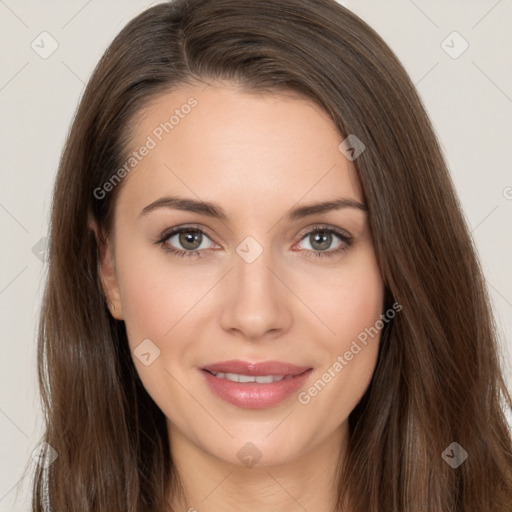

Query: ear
[88,213,124,321]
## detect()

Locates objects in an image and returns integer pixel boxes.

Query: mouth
[203,371,294,383]
[199,360,313,409]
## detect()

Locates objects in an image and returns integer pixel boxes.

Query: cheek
[309,255,384,408]
[115,242,190,347]
[309,253,384,349]
[298,250,384,403]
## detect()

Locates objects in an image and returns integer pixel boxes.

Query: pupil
[312,231,331,251]
[180,230,201,250]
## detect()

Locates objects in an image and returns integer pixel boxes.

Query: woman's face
[98,81,384,467]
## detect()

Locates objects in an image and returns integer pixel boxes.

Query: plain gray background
[1,0,511,509]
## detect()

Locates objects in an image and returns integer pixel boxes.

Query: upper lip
[201,360,312,377]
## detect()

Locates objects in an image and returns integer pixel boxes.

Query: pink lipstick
[200,360,313,409]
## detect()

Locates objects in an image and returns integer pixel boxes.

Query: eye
[156,226,217,258]
[294,225,353,258]
[155,224,353,260]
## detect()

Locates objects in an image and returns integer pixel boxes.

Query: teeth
[211,372,286,383]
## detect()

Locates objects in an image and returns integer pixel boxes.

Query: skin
[93,81,385,512]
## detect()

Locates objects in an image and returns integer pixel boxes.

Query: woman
[30,0,512,510]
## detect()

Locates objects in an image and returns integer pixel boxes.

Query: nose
[219,242,293,342]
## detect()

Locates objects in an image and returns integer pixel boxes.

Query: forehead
[115,82,362,221]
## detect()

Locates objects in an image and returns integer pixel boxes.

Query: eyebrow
[139,195,367,222]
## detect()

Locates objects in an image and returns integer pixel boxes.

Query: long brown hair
[29,0,512,510]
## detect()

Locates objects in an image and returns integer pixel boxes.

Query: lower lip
[200,369,313,409]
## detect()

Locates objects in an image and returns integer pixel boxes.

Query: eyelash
[155,224,353,260]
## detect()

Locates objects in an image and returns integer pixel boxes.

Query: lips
[202,360,311,377]
[200,360,313,409]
